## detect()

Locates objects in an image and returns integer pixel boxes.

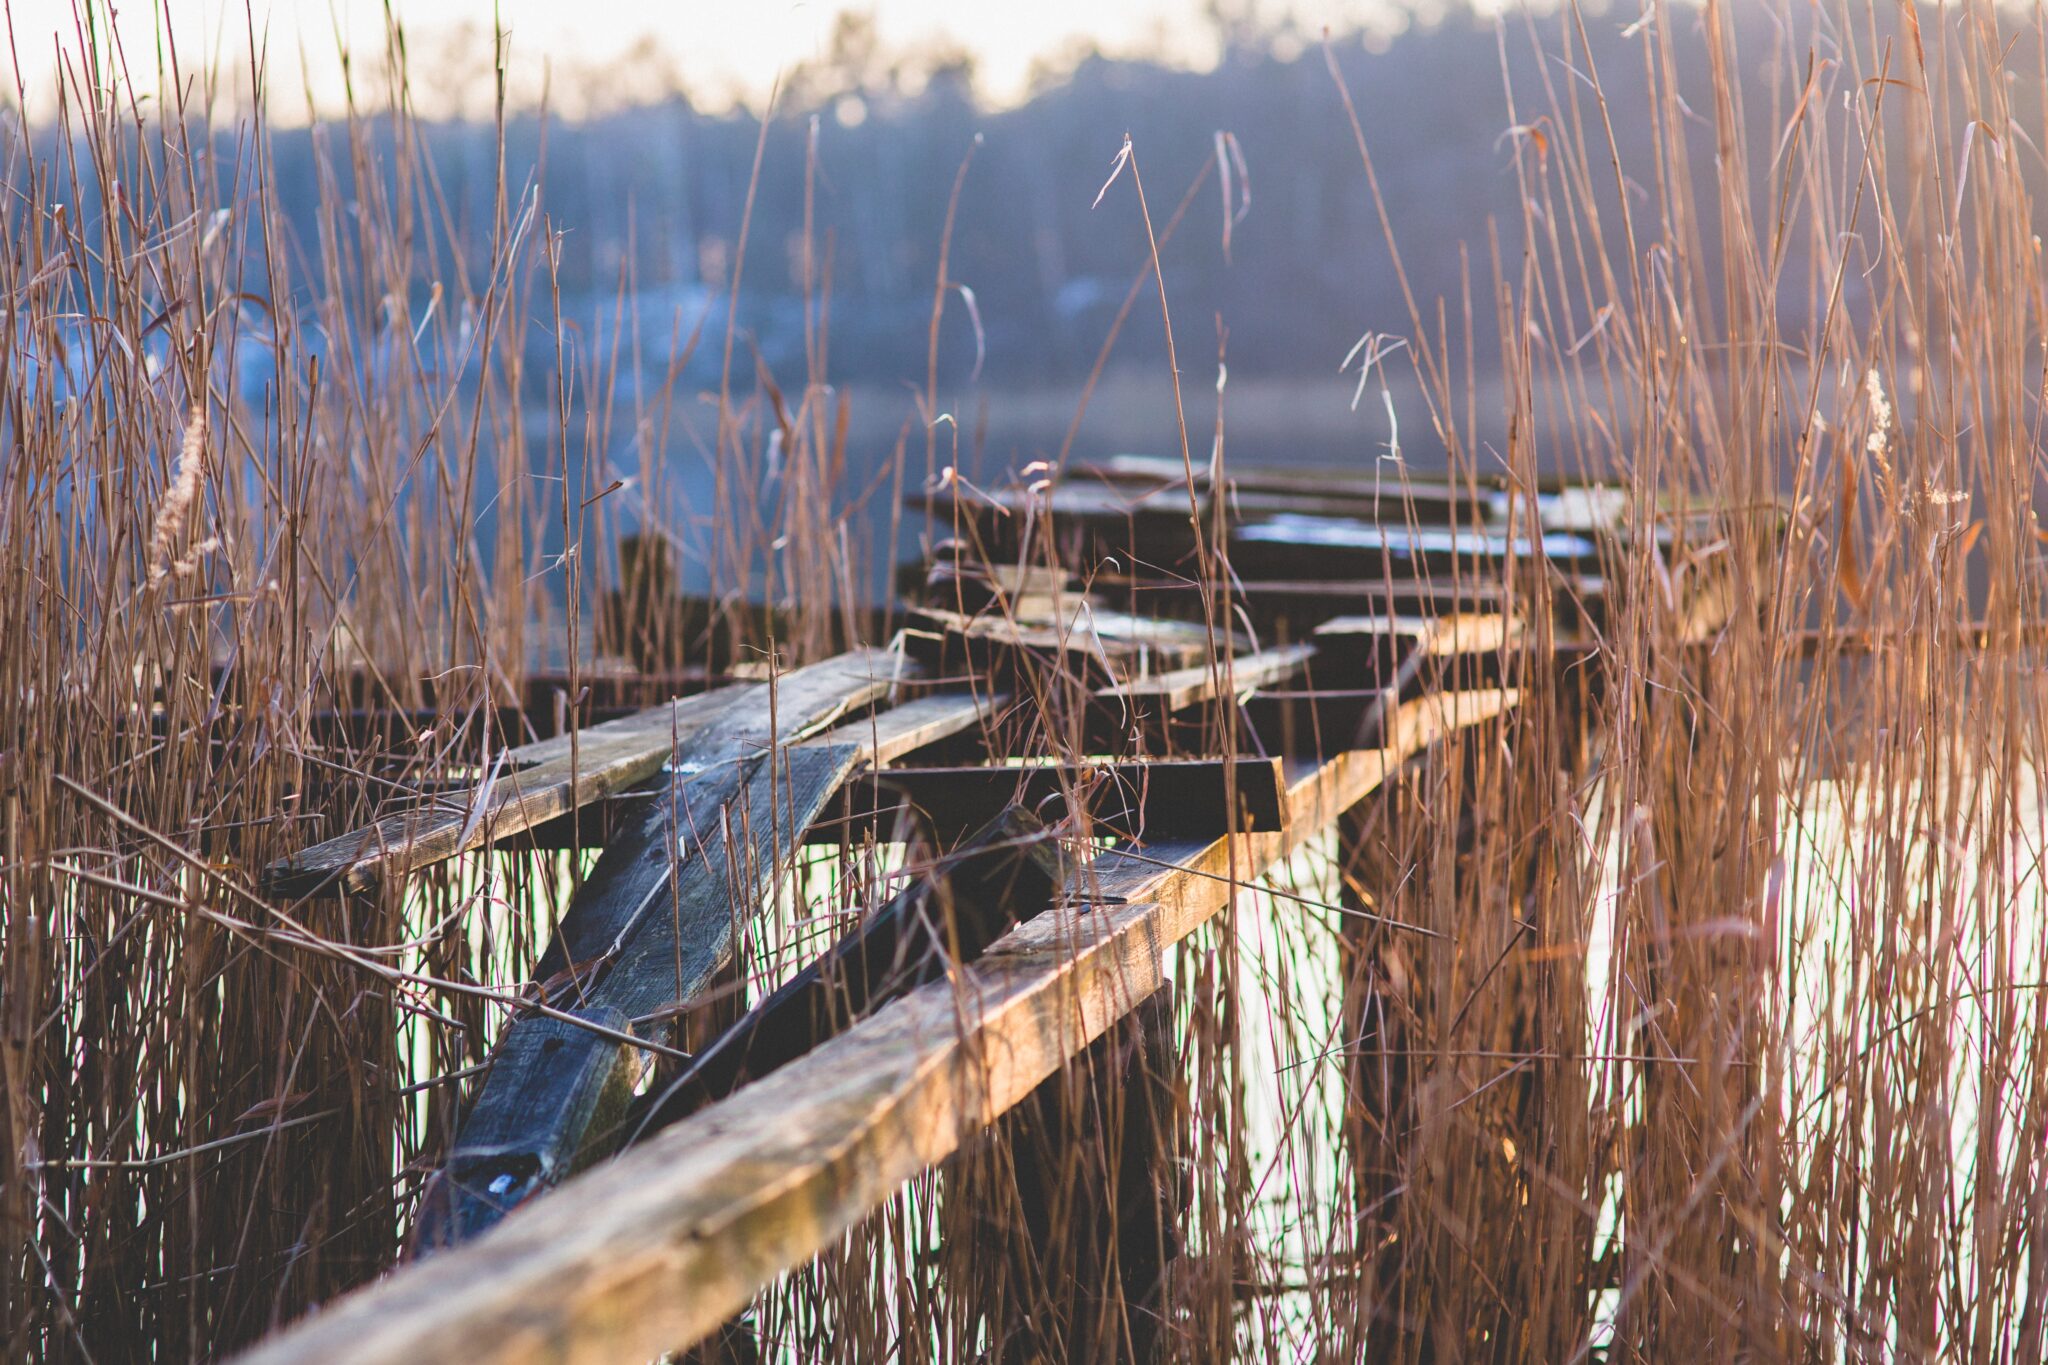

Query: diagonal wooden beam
[239,687,1516,1365]
[407,651,916,1249]
[267,650,909,899]
[266,686,751,900]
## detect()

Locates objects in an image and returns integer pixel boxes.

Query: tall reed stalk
[8,0,2048,1360]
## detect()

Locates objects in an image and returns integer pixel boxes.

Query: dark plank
[412,651,912,1250]
[965,985,1183,1362]
[817,757,1289,845]
[630,805,1068,1133]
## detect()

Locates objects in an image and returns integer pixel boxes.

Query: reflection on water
[1220,761,2047,1355]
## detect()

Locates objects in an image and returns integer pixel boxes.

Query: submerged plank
[411,651,912,1250]
[240,688,1516,1365]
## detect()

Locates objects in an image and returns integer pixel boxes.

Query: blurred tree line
[222,4,1827,390]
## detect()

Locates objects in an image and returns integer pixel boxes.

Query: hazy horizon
[2,0,1549,121]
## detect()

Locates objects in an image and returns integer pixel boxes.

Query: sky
[1,0,1380,116]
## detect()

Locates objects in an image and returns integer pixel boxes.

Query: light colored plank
[238,688,1516,1365]
[268,649,911,898]
[1101,642,1315,711]
[801,688,1006,767]
[1314,611,1522,657]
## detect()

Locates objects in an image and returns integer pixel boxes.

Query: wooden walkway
[244,458,1717,1363]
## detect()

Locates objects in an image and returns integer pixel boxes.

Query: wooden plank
[1116,574,1540,619]
[902,605,1235,687]
[240,688,1517,1365]
[631,806,1068,1131]
[268,651,908,898]
[1333,614,1519,750]
[1233,515,1604,574]
[266,685,754,899]
[913,555,1073,616]
[1099,642,1315,712]
[801,689,1006,766]
[1196,613,1524,759]
[818,757,1289,845]
[509,690,1006,852]
[411,651,913,1250]
[1089,453,1508,512]
[933,456,1512,527]
[1310,612,1520,686]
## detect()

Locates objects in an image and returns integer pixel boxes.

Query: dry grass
[7,0,2048,1360]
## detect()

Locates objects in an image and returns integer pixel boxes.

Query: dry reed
[7,0,2048,1360]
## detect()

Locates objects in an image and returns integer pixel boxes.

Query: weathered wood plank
[410,651,913,1249]
[1234,515,1603,575]
[902,605,1239,687]
[1306,612,1521,749]
[1109,573,1562,627]
[266,686,754,899]
[239,688,1517,1365]
[511,689,1005,852]
[801,688,1006,766]
[268,651,909,898]
[1310,612,1519,683]
[1099,642,1315,712]
[922,458,1510,535]
[413,741,866,1251]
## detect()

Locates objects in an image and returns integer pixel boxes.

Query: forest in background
[8,5,1807,410]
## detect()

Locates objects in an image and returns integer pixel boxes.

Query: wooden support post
[1334,776,1430,1361]
[948,985,1184,1362]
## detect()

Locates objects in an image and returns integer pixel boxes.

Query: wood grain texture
[269,650,910,898]
[1099,642,1316,711]
[266,685,754,899]
[239,688,1516,1365]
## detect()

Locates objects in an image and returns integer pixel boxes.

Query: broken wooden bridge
[243,456,1722,1363]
